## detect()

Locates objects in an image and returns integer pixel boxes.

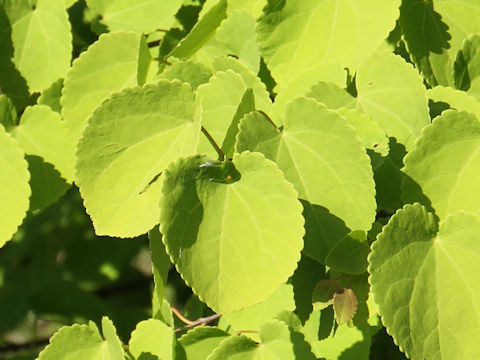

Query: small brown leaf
[333,288,358,325]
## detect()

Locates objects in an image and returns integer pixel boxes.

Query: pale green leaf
[428,0,480,85]
[193,10,260,73]
[427,85,480,118]
[195,70,270,157]
[237,98,376,262]
[368,203,480,359]
[303,310,372,360]
[0,125,30,248]
[11,0,71,92]
[169,0,227,60]
[10,105,74,210]
[270,65,347,125]
[356,51,430,151]
[37,317,124,360]
[76,80,198,237]
[306,82,356,110]
[160,152,304,313]
[38,78,63,113]
[257,0,400,86]
[223,284,295,340]
[129,319,175,360]
[454,34,480,100]
[178,327,229,360]
[208,320,315,360]
[199,0,266,19]
[211,56,272,112]
[86,0,182,33]
[137,34,153,87]
[403,110,480,219]
[159,60,212,90]
[61,31,141,144]
[12,105,74,183]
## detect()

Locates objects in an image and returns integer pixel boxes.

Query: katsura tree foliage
[0,0,479,359]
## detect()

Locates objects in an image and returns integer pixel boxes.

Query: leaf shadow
[138,352,159,360]
[301,200,350,264]
[400,0,451,57]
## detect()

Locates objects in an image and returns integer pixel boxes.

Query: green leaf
[160,152,304,313]
[403,110,480,219]
[10,105,74,210]
[193,10,260,73]
[325,231,370,275]
[195,70,270,157]
[10,0,71,92]
[355,51,430,151]
[38,78,64,113]
[85,0,182,33]
[159,60,212,90]
[137,34,154,87]
[0,94,17,131]
[302,309,372,360]
[177,327,229,360]
[269,64,347,125]
[333,288,358,325]
[454,34,480,99]
[169,0,227,60]
[306,82,356,110]
[221,88,255,159]
[428,0,480,86]
[222,284,295,339]
[129,319,175,360]
[12,105,74,183]
[368,203,480,359]
[0,125,30,248]
[37,316,124,360]
[208,319,315,360]
[427,85,480,118]
[76,80,198,237]
[61,31,141,144]
[257,0,400,86]
[312,279,339,311]
[237,98,376,262]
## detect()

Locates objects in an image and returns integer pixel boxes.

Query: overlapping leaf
[37,317,124,360]
[427,85,480,118]
[454,34,480,99]
[403,110,480,219]
[0,125,30,248]
[177,327,230,360]
[61,31,141,144]
[369,203,480,359]
[160,152,304,313]
[86,0,182,33]
[129,319,175,360]
[257,0,400,87]
[9,0,71,92]
[76,80,199,237]
[237,98,376,262]
[209,320,315,359]
[356,51,430,151]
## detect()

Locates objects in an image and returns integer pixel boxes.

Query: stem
[201,126,225,160]
[257,110,281,133]
[174,313,222,333]
[171,307,195,325]
[235,329,259,335]
[152,57,172,66]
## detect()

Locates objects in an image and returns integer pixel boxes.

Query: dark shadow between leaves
[453,50,471,91]
[301,200,350,264]
[400,172,436,219]
[428,99,451,119]
[26,155,71,212]
[400,0,451,57]
[290,255,327,324]
[138,352,159,360]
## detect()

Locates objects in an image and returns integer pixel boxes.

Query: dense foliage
[1,0,479,359]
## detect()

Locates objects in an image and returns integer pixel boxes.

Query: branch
[174,313,222,333]
[201,126,225,160]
